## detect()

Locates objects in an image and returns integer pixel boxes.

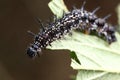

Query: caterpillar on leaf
[27,1,116,58]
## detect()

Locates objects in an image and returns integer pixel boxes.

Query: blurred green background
[0,0,120,80]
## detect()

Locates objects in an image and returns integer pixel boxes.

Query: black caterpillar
[27,2,116,58]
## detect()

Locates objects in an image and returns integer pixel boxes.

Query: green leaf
[48,0,68,18]
[47,31,120,72]
[117,4,120,26]
[116,4,120,33]
[76,70,120,80]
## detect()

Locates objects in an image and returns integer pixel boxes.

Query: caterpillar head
[27,44,41,58]
[106,26,116,43]
[99,25,116,44]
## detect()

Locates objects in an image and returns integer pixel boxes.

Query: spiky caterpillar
[27,2,116,58]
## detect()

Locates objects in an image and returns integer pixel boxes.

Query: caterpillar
[27,2,116,58]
